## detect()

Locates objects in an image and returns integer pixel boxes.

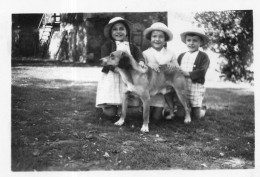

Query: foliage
[194,10,253,83]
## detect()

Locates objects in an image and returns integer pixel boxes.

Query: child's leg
[175,105,186,118]
[116,106,122,116]
[164,91,176,119]
[102,105,118,117]
[150,106,164,121]
[189,82,206,120]
[167,89,185,118]
[200,105,207,118]
[192,106,207,119]
[191,107,201,120]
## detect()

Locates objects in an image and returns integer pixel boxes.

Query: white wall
[167,11,194,56]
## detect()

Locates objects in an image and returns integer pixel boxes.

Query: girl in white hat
[142,22,180,121]
[96,17,146,117]
[177,27,210,120]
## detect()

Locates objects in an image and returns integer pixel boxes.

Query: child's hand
[167,62,177,70]
[180,69,190,77]
[148,63,160,72]
[139,61,147,69]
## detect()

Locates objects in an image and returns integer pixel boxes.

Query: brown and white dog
[101,50,191,132]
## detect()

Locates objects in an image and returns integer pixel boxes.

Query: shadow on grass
[11,77,254,171]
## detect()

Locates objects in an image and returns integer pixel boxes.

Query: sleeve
[170,51,179,67]
[142,51,148,64]
[131,44,145,63]
[101,41,112,58]
[189,52,210,81]
[177,52,185,65]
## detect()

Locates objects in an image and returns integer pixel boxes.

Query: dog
[101,50,191,132]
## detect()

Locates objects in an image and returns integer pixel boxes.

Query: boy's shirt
[180,51,199,72]
[177,50,210,84]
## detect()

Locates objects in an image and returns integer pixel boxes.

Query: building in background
[12,12,194,64]
[12,14,42,57]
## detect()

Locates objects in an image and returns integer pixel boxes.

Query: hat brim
[180,31,209,46]
[143,27,173,42]
[104,19,133,39]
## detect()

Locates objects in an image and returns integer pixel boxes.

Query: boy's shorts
[186,78,205,107]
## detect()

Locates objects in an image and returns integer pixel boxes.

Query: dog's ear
[118,52,132,69]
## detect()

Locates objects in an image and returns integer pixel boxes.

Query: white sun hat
[104,17,133,39]
[180,27,209,46]
[143,22,173,42]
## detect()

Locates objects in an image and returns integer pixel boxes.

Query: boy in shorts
[177,27,210,119]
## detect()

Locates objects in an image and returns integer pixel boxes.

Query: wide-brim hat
[143,22,173,42]
[104,17,133,39]
[180,27,209,46]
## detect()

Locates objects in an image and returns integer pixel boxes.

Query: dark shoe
[162,108,175,120]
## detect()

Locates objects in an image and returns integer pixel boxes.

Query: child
[142,22,180,121]
[96,17,146,117]
[177,27,210,119]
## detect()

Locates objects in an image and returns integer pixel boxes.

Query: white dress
[95,41,131,108]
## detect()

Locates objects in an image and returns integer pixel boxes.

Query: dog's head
[101,50,132,69]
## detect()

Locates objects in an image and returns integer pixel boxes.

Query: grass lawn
[11,65,254,171]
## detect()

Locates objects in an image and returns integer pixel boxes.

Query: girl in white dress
[96,17,146,117]
[142,22,180,120]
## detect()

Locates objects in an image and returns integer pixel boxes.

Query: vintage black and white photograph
[1,0,258,176]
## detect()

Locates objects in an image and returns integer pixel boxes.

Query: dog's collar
[102,65,116,74]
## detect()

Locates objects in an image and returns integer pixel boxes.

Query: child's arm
[131,44,145,63]
[148,62,160,72]
[189,54,210,80]
[101,41,112,58]
[180,52,210,82]
[142,51,160,72]
[139,61,147,68]
[131,44,147,69]
[167,52,180,70]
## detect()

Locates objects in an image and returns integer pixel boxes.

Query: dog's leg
[175,89,191,124]
[115,68,135,92]
[114,92,128,126]
[140,92,150,132]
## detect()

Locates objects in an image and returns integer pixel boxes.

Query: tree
[194,10,253,83]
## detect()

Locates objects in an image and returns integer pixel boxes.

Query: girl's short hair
[146,31,170,41]
[109,21,131,41]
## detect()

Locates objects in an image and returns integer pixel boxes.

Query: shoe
[162,108,175,120]
[165,113,175,120]
[200,106,207,118]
